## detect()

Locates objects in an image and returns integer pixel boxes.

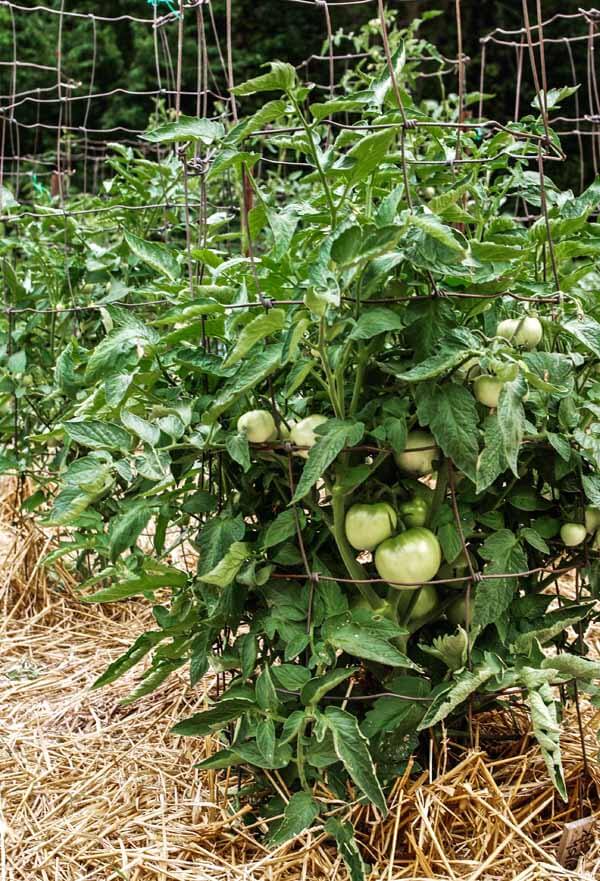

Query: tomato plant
[2,13,600,850]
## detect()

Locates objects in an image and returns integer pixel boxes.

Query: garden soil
[1,481,600,881]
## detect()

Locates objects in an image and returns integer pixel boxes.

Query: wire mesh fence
[0,4,598,799]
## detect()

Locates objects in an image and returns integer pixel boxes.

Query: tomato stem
[429,459,448,526]
[296,716,309,791]
[288,93,337,227]
[318,318,343,419]
[349,345,370,417]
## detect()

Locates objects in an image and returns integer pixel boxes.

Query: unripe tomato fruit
[350,593,390,616]
[497,316,542,349]
[447,595,472,626]
[395,430,438,476]
[409,584,439,621]
[474,375,504,409]
[290,414,328,459]
[237,410,276,443]
[585,506,600,534]
[399,497,429,528]
[375,527,442,587]
[345,502,398,551]
[560,522,586,547]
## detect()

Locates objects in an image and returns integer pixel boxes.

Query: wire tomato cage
[0,0,598,781]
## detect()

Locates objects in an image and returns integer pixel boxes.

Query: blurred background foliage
[0,1,591,183]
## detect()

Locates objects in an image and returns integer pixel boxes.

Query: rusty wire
[0,0,598,762]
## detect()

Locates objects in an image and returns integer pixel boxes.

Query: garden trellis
[2,0,600,838]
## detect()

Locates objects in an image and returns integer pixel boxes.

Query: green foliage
[1,13,600,861]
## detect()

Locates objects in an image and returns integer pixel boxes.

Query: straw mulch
[1,483,600,881]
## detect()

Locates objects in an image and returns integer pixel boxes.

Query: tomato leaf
[561,317,600,359]
[394,349,474,382]
[196,515,245,577]
[109,501,152,562]
[301,667,358,706]
[324,818,368,881]
[263,508,306,549]
[473,530,528,631]
[92,631,165,689]
[64,419,132,452]
[349,307,403,340]
[268,792,320,847]
[171,699,252,736]
[324,707,387,815]
[231,61,296,96]
[82,569,187,603]
[418,383,479,482]
[291,420,364,502]
[124,230,180,280]
[142,116,224,145]
[476,413,507,493]
[226,432,251,472]
[201,541,251,587]
[417,656,499,729]
[223,309,285,368]
[327,622,420,670]
[520,669,567,801]
[497,376,527,478]
[203,345,282,423]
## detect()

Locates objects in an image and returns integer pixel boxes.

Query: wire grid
[0,1,597,762]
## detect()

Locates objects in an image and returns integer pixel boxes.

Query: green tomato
[447,595,474,627]
[345,502,398,551]
[409,584,439,621]
[585,506,600,534]
[560,522,586,547]
[395,430,439,476]
[474,375,504,409]
[399,497,429,528]
[350,592,390,616]
[237,409,276,443]
[374,527,442,588]
[290,414,328,459]
[350,592,374,612]
[497,316,543,350]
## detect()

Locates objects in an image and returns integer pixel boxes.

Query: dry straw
[1,479,599,881]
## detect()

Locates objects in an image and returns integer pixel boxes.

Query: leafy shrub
[2,17,600,851]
